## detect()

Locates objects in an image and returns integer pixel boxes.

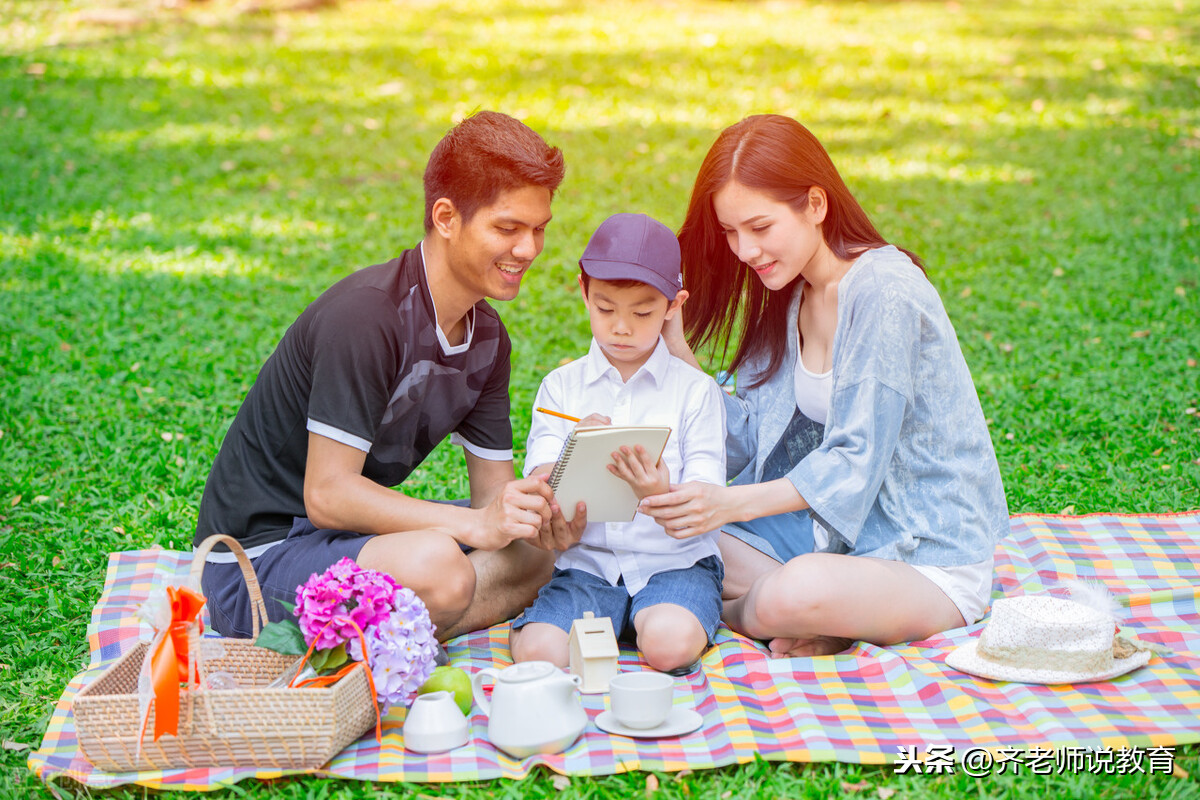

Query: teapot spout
[560,673,583,696]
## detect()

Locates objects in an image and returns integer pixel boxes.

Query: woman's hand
[660,312,704,371]
[608,444,669,500]
[661,312,686,350]
[637,481,737,539]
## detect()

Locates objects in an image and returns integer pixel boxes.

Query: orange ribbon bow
[148,585,206,740]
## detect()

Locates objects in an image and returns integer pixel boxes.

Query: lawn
[1,0,1198,796]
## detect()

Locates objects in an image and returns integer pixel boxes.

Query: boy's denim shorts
[511,555,724,645]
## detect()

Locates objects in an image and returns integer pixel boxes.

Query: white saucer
[594,708,703,739]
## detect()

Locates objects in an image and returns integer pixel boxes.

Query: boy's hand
[608,444,669,501]
[525,470,587,552]
[535,499,589,552]
[574,413,611,429]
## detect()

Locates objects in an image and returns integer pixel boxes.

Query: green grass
[2,0,1199,796]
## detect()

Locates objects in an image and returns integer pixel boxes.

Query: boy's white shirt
[524,337,727,594]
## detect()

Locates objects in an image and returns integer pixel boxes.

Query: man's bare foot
[768,635,854,658]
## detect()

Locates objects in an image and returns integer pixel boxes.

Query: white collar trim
[582,336,670,388]
[420,240,473,356]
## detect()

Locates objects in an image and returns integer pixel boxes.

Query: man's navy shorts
[201,517,375,638]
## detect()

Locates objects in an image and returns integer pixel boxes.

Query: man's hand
[468,475,554,550]
[609,444,670,501]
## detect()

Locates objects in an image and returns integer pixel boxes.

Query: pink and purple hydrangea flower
[293,558,438,708]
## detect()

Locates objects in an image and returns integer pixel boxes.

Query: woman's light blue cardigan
[723,246,1009,567]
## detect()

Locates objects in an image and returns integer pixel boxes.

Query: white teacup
[608,670,674,730]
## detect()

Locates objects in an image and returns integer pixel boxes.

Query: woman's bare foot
[768,635,854,658]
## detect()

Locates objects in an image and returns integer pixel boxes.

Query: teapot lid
[499,660,558,683]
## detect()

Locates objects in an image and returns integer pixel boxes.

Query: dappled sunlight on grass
[850,156,1038,186]
[103,119,261,148]
[62,241,271,277]
[6,0,1193,236]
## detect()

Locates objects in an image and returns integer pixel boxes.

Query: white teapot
[471,661,586,758]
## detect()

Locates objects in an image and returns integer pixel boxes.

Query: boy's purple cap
[579,213,683,300]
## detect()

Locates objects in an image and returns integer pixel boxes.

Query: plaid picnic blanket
[29,512,1200,790]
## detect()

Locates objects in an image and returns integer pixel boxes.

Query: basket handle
[189,534,270,639]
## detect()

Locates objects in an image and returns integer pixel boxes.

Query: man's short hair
[423,111,565,231]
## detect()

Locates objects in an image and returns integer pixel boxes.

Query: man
[195,111,578,641]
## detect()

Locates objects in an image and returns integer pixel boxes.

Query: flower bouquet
[256,557,441,711]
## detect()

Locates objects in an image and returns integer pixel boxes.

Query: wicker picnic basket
[73,534,378,772]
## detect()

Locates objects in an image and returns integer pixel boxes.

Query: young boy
[509,213,727,675]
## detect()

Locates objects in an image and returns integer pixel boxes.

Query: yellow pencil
[535,406,582,423]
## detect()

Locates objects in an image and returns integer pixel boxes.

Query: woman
[641,115,1008,657]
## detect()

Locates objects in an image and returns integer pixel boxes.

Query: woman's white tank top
[793,327,832,426]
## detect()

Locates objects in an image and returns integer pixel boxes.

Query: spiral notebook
[547,425,672,523]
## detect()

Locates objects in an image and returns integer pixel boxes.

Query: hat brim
[580,258,679,301]
[945,640,1152,685]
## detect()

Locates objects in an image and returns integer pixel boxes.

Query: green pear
[417,665,473,715]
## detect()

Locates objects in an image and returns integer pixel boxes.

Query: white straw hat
[945,594,1152,684]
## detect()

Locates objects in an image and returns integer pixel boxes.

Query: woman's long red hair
[678,115,922,386]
